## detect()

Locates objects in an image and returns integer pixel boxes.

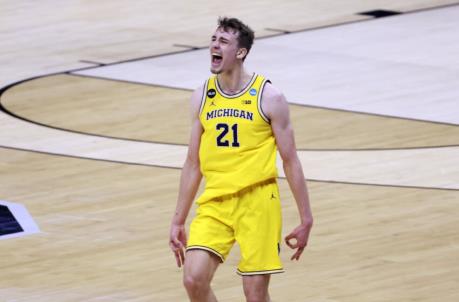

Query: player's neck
[217,66,252,95]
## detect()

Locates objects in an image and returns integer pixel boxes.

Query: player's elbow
[184,153,200,171]
[281,151,300,170]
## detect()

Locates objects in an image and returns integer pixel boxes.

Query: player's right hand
[169,223,187,267]
[285,219,313,261]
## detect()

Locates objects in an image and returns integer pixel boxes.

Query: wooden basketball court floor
[1,1,459,301]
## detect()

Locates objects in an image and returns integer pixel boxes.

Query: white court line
[0,113,458,190]
[74,5,459,125]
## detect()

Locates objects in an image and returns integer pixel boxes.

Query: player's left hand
[169,223,187,267]
[285,220,313,260]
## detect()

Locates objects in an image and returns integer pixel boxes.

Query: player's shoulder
[188,82,207,115]
[260,79,289,120]
[261,80,285,104]
[190,82,207,102]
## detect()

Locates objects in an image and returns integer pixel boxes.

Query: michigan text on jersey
[206,109,254,121]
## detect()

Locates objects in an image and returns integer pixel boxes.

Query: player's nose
[210,40,220,49]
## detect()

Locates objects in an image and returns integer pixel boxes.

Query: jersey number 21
[216,123,240,147]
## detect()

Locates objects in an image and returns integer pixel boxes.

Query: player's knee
[183,272,209,294]
[244,288,269,302]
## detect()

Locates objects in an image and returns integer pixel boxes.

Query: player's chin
[210,67,222,74]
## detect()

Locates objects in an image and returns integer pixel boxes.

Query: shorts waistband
[210,178,277,202]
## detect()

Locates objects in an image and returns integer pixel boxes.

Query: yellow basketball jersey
[197,73,278,204]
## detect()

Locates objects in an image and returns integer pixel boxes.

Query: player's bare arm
[169,85,204,268]
[262,83,313,261]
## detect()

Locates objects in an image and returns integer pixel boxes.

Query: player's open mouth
[212,53,223,66]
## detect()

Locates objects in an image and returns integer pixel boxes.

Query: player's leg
[235,181,283,301]
[184,197,236,302]
[242,274,271,302]
[235,181,283,276]
[183,249,220,302]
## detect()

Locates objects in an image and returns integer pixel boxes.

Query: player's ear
[237,48,248,60]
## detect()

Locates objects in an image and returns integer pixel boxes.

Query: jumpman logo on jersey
[271,193,276,199]
[210,101,216,106]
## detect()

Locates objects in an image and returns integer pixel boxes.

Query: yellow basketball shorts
[187,180,284,275]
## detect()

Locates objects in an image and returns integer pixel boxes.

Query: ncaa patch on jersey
[249,88,257,96]
[207,89,216,98]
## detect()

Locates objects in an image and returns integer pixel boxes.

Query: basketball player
[169,17,313,302]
